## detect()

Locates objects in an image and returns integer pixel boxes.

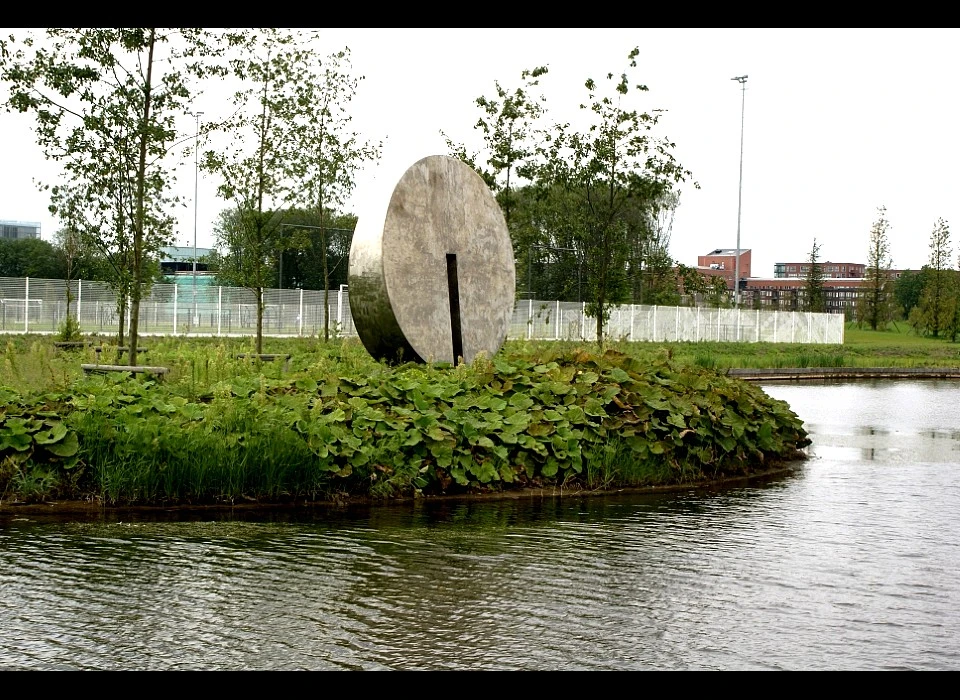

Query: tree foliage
[630,190,681,305]
[447,53,692,332]
[0,238,65,279]
[706,274,731,308]
[215,207,356,293]
[275,211,356,293]
[511,182,585,302]
[670,262,706,306]
[856,205,897,330]
[291,46,380,342]
[535,48,695,344]
[894,268,929,320]
[803,238,826,313]
[0,232,115,281]
[910,217,956,338]
[1,28,232,359]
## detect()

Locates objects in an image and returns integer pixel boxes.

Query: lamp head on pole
[731,75,748,84]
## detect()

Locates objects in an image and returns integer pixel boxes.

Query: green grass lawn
[626,321,960,370]
[502,321,959,372]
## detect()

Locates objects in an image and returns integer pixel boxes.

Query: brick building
[773,261,864,278]
[741,277,866,315]
[697,248,751,288]
[693,248,911,315]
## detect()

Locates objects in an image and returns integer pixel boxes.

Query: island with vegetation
[0,335,816,510]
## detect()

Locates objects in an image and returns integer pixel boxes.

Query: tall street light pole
[193,111,204,326]
[731,75,747,308]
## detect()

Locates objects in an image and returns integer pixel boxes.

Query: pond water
[1,380,958,670]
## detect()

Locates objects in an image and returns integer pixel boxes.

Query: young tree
[49,176,136,347]
[54,224,83,341]
[642,245,682,306]
[1,28,230,363]
[202,29,314,353]
[538,48,695,345]
[443,65,550,291]
[293,46,381,342]
[803,238,826,313]
[676,263,708,306]
[910,218,955,338]
[444,66,548,224]
[856,205,897,330]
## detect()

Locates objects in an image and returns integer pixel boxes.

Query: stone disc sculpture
[348,155,516,365]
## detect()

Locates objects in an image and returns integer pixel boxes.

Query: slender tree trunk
[128,29,157,366]
[256,286,264,354]
[63,258,74,340]
[252,66,272,358]
[65,282,73,328]
[322,226,330,342]
[129,275,142,366]
[116,290,126,350]
[596,224,613,348]
[595,297,604,346]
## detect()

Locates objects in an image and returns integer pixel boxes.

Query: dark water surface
[1,380,958,670]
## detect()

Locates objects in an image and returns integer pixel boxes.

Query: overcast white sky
[1,28,957,278]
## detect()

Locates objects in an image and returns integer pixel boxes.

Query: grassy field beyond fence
[628,322,960,371]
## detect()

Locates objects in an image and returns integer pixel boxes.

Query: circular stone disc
[348,155,516,365]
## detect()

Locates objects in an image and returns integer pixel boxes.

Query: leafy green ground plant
[0,344,811,505]
[0,386,82,503]
[1,321,955,506]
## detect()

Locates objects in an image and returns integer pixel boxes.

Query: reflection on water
[763,379,960,464]
[1,380,959,670]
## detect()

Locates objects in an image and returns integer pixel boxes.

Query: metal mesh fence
[0,277,845,344]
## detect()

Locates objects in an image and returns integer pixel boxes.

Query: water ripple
[2,381,960,669]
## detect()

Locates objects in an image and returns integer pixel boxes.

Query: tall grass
[71,395,334,505]
[584,437,678,489]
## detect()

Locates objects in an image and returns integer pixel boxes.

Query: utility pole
[731,75,747,308]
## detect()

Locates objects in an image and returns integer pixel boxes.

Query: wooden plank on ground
[81,364,169,380]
